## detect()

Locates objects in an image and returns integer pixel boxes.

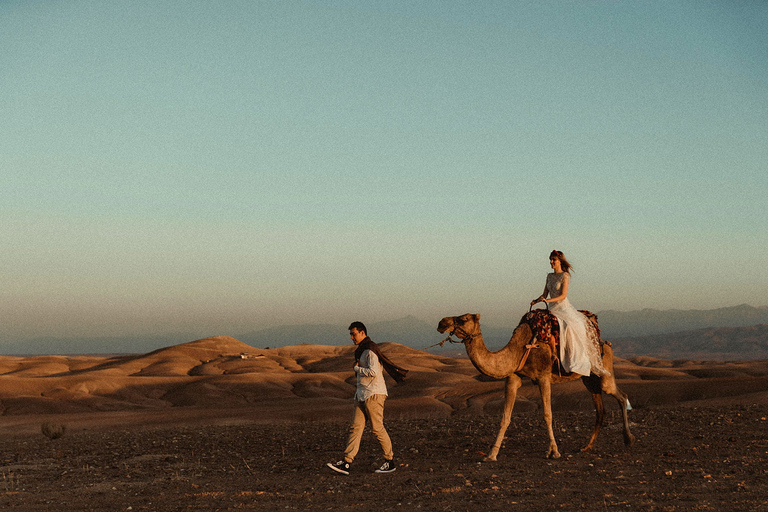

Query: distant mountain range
[596,304,768,338]
[3,304,767,360]
[611,324,768,361]
[237,315,438,351]
[2,333,201,357]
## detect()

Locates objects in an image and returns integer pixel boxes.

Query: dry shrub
[41,422,66,440]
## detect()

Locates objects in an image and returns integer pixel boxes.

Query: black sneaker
[374,459,396,474]
[326,460,350,475]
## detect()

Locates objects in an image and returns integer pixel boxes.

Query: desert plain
[1,335,767,511]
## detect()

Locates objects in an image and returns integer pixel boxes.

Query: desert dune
[1,336,767,436]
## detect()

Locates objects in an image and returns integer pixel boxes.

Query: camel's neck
[464,323,530,379]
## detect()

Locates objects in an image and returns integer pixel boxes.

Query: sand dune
[1,336,767,436]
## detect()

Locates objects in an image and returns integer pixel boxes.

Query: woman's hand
[530,296,544,305]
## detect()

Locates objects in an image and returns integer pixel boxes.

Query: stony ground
[1,404,767,511]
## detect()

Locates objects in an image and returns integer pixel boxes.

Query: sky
[1,0,767,345]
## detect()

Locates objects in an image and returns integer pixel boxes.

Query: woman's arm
[531,284,549,305]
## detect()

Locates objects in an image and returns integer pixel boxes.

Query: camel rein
[423,325,480,350]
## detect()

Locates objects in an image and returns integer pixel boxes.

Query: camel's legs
[581,374,636,450]
[538,377,561,459]
[605,383,636,446]
[485,374,522,462]
[599,345,635,446]
[582,389,605,452]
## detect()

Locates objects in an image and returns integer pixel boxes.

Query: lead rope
[422,336,454,351]
[423,325,480,350]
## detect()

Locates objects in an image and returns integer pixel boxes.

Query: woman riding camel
[530,250,608,377]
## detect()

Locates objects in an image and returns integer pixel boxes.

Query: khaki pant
[343,394,393,463]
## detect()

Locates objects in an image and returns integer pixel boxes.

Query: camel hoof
[624,434,636,446]
[483,456,497,462]
[580,445,594,453]
[546,451,561,459]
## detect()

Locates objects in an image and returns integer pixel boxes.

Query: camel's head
[437,313,481,342]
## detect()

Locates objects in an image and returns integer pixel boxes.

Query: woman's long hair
[550,250,574,274]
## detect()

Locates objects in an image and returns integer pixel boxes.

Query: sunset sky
[2,1,766,345]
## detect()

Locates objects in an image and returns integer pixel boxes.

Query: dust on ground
[1,404,766,511]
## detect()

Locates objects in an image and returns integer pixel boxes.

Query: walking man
[326,321,407,475]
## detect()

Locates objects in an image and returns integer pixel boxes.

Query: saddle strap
[515,342,539,373]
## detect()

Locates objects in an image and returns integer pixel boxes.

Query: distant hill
[2,333,200,357]
[237,315,441,350]
[1,317,444,356]
[612,324,768,361]
[236,323,342,349]
[596,304,768,338]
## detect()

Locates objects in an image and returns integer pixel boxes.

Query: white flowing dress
[546,272,609,377]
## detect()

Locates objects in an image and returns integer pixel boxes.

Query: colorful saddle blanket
[519,309,602,349]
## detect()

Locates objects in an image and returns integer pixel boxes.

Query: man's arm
[355,350,380,377]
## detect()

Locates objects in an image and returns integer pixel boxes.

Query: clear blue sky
[2,0,766,342]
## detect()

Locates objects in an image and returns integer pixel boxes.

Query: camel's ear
[474,313,480,320]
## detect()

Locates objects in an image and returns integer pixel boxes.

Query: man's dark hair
[348,321,367,335]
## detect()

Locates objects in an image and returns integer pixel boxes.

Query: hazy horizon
[2,1,766,345]
[4,302,767,357]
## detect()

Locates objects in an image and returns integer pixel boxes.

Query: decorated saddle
[519,309,604,351]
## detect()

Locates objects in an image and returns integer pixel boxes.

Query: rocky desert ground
[1,336,767,511]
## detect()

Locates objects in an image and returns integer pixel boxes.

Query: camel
[436,313,635,461]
